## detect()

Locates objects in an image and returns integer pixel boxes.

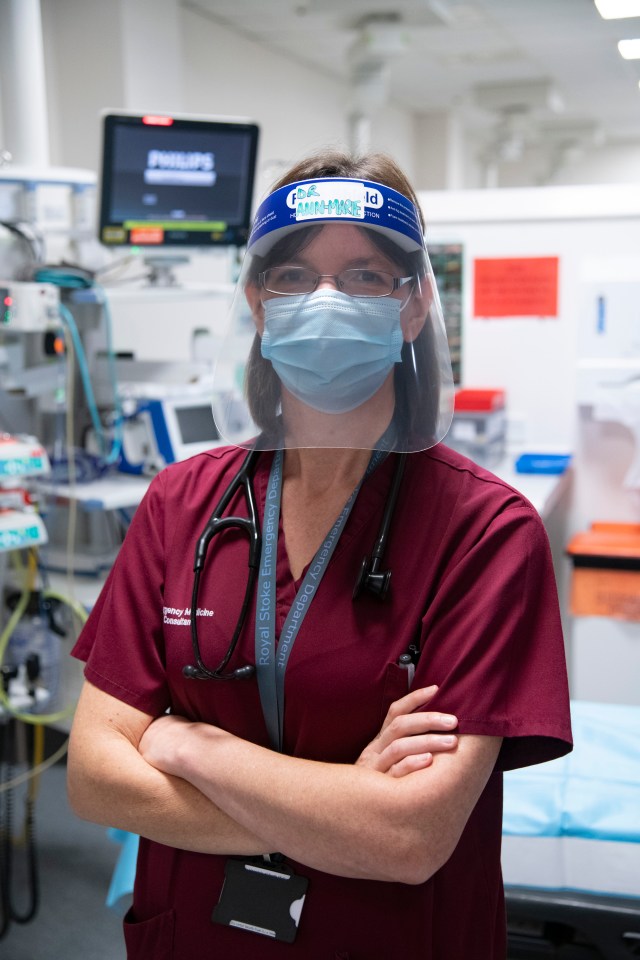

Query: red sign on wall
[473,256,559,318]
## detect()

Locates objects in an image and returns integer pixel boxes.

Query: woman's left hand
[356,685,458,777]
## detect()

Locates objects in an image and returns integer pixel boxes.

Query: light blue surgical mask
[261,290,404,414]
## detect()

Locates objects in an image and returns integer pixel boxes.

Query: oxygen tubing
[0,552,88,726]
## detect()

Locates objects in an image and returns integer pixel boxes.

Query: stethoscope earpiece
[183,664,205,679]
[232,664,255,680]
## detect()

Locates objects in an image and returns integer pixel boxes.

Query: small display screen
[98,113,259,248]
[175,405,220,445]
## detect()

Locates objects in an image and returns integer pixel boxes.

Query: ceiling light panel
[618,37,640,57]
[594,0,640,18]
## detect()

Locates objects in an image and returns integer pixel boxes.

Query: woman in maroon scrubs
[68,150,572,959]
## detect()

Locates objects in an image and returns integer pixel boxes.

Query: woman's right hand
[355,685,458,778]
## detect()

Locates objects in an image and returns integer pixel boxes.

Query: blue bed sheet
[503,700,640,843]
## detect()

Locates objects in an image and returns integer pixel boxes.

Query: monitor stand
[144,255,190,287]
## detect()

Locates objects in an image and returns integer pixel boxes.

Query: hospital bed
[503,700,640,958]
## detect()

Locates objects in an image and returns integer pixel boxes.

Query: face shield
[212,177,454,453]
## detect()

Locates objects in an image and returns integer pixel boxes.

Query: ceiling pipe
[346,15,407,154]
[0,0,50,167]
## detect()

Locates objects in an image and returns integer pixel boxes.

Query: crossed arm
[67,680,501,885]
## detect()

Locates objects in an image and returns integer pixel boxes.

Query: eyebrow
[286,255,395,270]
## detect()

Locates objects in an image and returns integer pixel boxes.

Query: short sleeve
[71,469,171,716]
[416,503,572,770]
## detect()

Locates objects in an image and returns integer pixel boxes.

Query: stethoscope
[183,446,407,681]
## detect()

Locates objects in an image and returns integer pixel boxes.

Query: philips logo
[144,150,217,186]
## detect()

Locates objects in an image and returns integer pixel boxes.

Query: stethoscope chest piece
[351,451,406,603]
[353,557,392,600]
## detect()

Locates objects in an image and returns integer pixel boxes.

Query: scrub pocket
[379,660,414,725]
[123,906,175,959]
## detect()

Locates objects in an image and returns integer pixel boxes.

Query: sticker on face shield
[286,181,369,221]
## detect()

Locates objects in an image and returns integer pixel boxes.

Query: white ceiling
[183,0,640,151]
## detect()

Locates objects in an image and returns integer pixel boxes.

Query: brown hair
[244,149,441,446]
[269,151,424,227]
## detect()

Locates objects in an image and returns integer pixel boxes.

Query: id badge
[212,857,308,943]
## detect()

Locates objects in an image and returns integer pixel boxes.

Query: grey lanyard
[255,447,385,751]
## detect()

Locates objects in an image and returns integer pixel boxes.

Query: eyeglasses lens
[263,267,396,297]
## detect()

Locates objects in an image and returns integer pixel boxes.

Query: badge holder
[212,856,308,943]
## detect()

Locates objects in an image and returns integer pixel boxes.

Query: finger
[355,728,457,773]
[388,754,433,778]
[382,685,439,728]
[378,733,457,771]
[374,712,458,754]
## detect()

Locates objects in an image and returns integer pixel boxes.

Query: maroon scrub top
[73,443,572,960]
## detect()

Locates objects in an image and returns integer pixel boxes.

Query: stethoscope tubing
[186,448,262,680]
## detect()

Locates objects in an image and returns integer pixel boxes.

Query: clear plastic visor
[212,219,454,453]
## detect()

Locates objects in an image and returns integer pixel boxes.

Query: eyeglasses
[259,266,415,298]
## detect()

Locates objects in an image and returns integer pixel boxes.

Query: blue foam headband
[247,178,424,256]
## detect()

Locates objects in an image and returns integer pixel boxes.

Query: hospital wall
[419,182,640,707]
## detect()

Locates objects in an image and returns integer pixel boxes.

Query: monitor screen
[174,404,220,445]
[98,112,259,248]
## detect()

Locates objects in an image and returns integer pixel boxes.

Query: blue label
[0,456,43,477]
[0,524,41,550]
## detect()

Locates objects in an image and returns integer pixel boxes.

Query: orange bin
[566,522,640,621]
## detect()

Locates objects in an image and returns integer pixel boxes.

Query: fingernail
[441,715,457,726]
[440,735,456,746]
